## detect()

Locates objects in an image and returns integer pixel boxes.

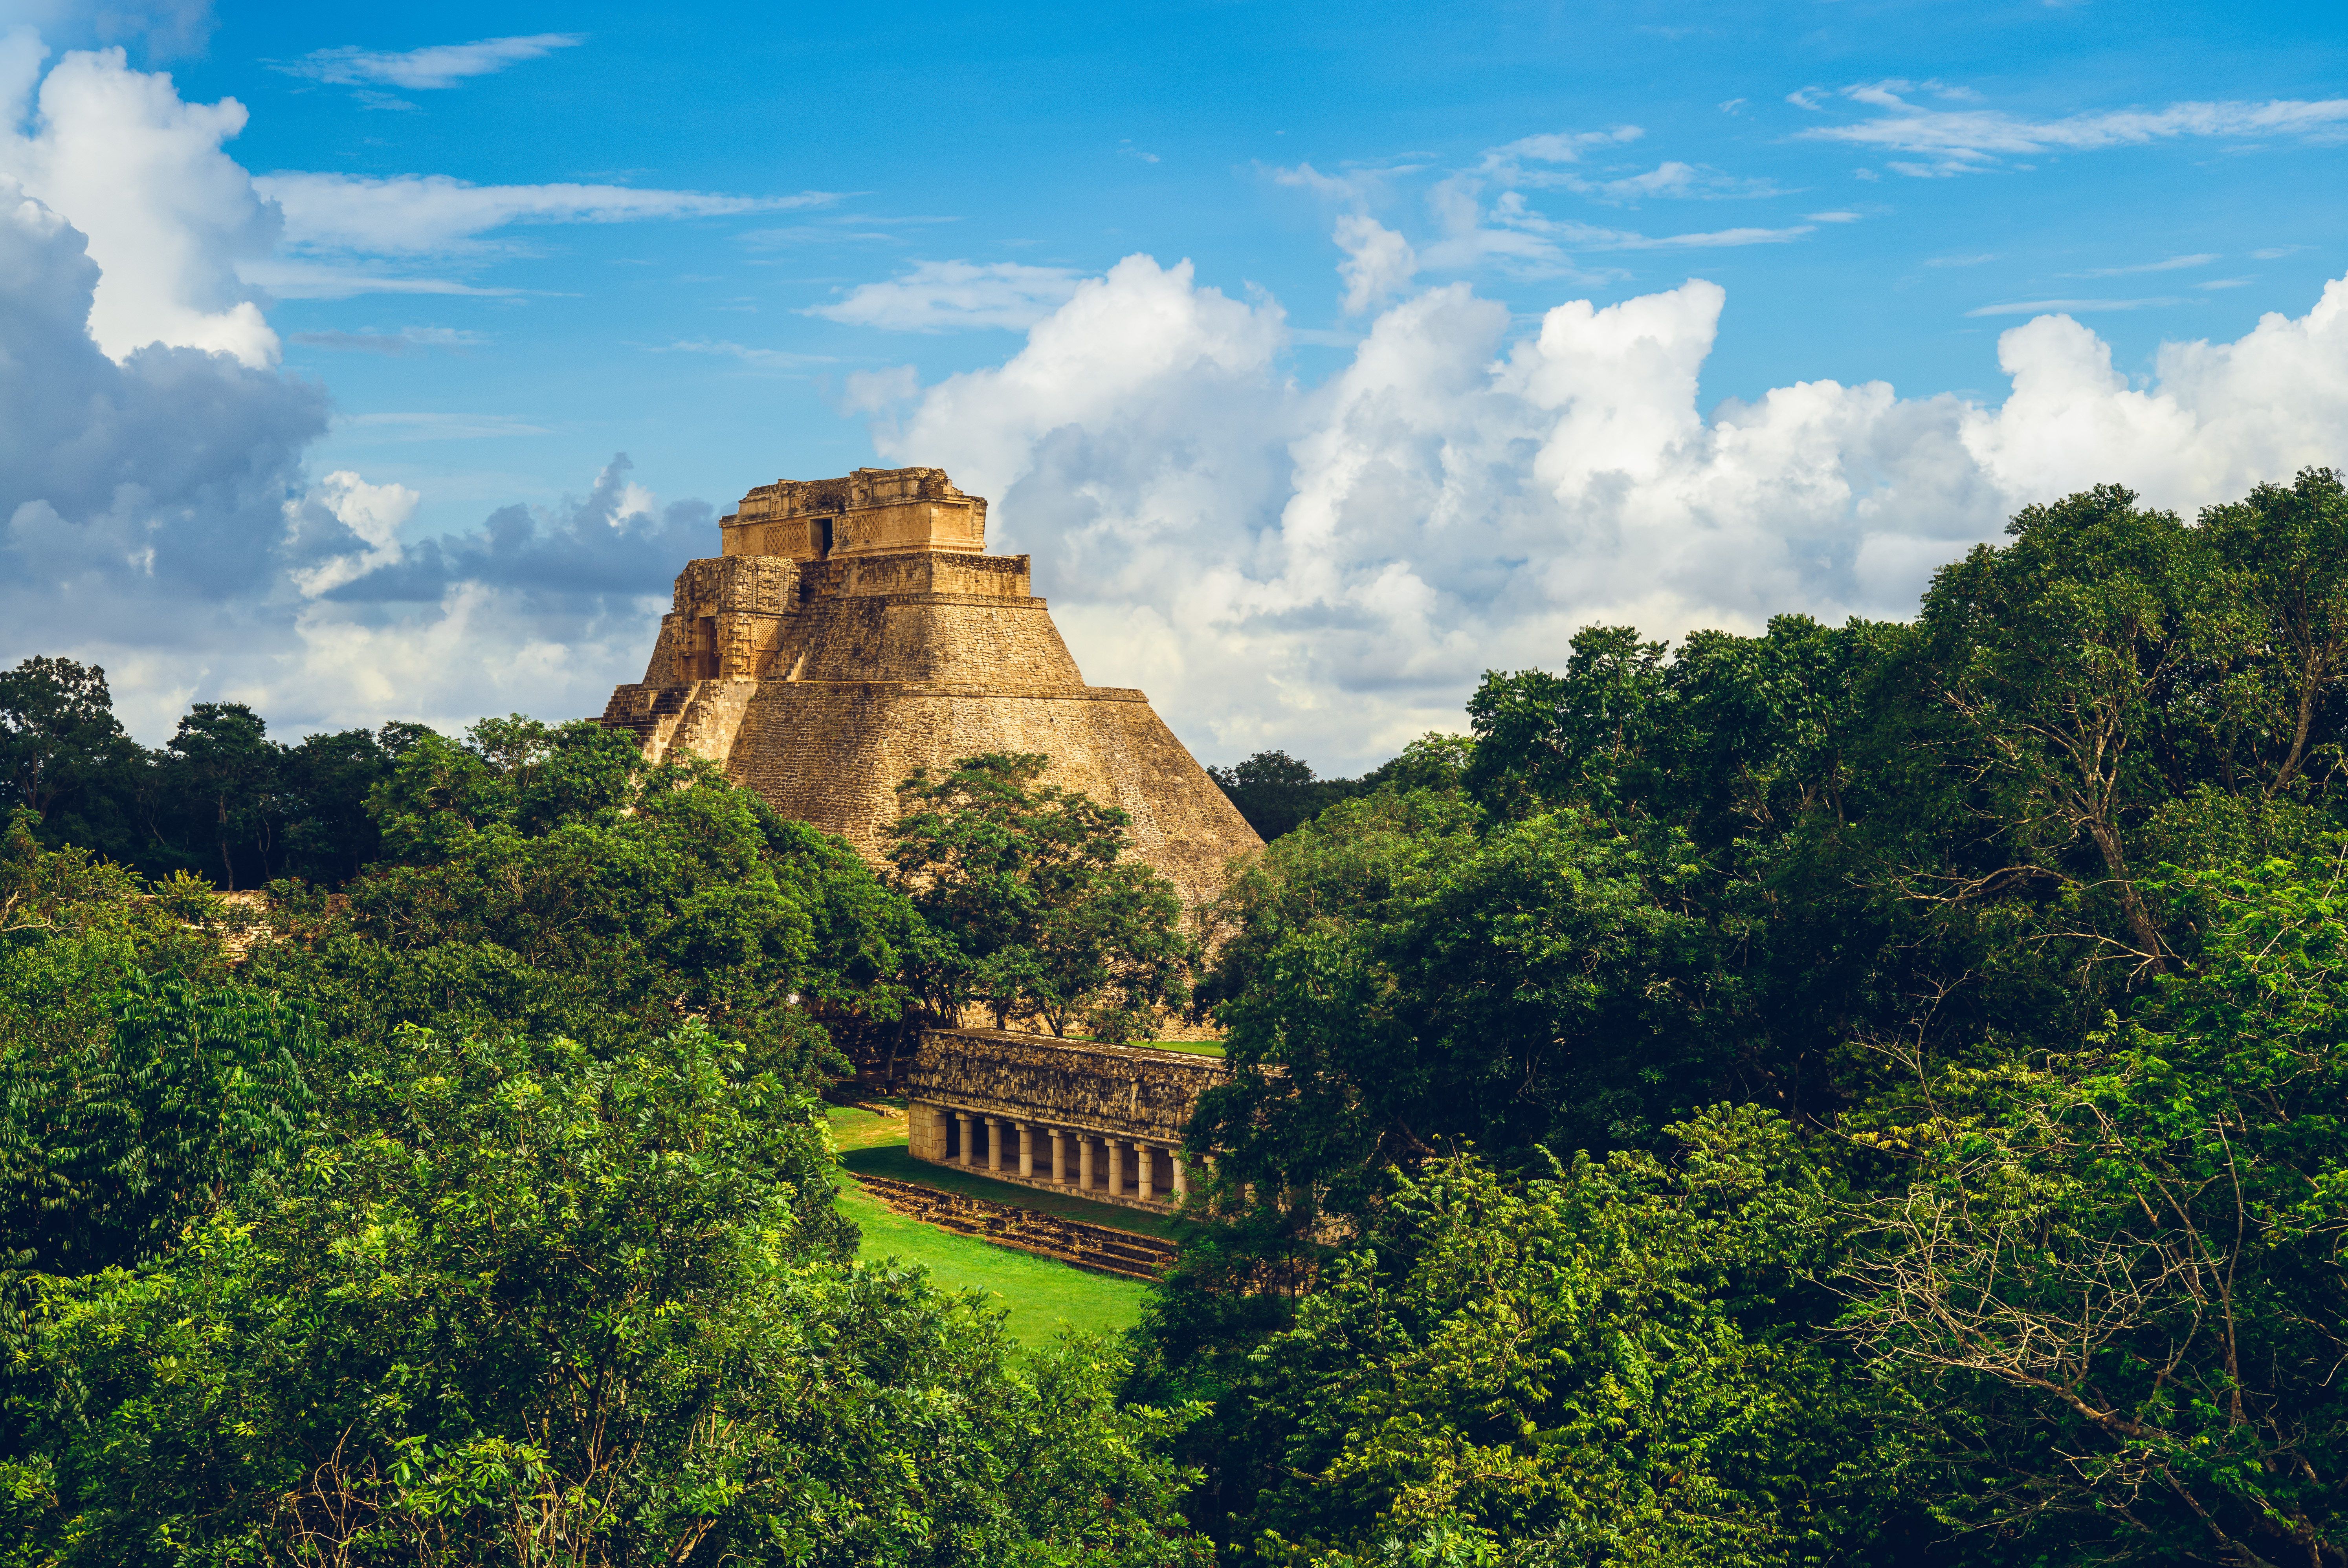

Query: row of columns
[943,1108,1191,1205]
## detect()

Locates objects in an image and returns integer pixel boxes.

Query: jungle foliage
[1143,469,2348,1567]
[7,471,2348,1566]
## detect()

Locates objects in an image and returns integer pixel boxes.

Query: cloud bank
[877,255,2348,770]
[4,34,2346,776]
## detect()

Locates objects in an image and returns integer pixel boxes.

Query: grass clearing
[834,1176,1153,1345]
[826,1101,1162,1344]
[825,1101,912,1152]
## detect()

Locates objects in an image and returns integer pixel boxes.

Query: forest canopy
[4,470,2348,1566]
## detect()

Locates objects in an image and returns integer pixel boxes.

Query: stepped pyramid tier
[598,466,1262,905]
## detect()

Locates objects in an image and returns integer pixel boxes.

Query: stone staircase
[848,1171,1178,1282]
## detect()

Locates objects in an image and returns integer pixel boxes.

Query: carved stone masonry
[598,465,1262,907]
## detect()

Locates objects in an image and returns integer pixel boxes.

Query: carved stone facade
[900,1028,1227,1215]
[599,466,1261,907]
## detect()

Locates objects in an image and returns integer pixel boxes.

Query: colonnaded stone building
[598,467,1260,1212]
[598,465,1260,906]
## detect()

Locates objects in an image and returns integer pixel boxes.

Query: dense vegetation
[0,716,1205,1565]
[1148,471,2348,1566]
[3,470,2346,1565]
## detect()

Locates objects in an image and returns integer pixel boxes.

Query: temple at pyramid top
[599,465,1261,906]
[721,466,987,561]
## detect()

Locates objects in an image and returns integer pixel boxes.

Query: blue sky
[4,0,2347,766]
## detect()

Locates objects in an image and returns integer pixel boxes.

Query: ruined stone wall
[800,552,1031,600]
[729,679,1254,906]
[902,1028,1226,1143]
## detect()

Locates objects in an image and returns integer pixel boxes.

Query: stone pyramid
[598,466,1262,905]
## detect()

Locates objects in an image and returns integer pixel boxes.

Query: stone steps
[848,1171,1179,1283]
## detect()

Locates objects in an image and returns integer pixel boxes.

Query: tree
[245,718,917,1082]
[159,701,284,891]
[0,657,141,858]
[1218,1113,1888,1568]
[276,725,398,885]
[1209,751,1346,842]
[0,970,314,1277]
[1191,789,1712,1229]
[1909,485,2234,971]
[888,753,1192,1039]
[1836,846,2348,1566]
[11,1024,1210,1567]
[2197,466,2348,798]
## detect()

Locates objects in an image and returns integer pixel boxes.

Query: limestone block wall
[772,593,1084,688]
[728,680,1256,907]
[724,467,987,561]
[802,552,1031,600]
[902,1028,1226,1143]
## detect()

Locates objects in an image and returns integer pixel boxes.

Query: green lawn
[1135,1039,1226,1059]
[825,1102,1164,1345]
[835,1175,1154,1344]
[825,1101,914,1151]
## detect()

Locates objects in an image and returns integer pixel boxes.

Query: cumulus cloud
[269,33,583,92]
[808,260,1087,331]
[874,255,2348,771]
[0,30,279,363]
[0,39,710,742]
[1801,84,2348,175]
[1334,213,1416,315]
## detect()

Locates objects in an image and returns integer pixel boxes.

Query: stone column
[1172,1152,1189,1199]
[1016,1123,1034,1178]
[1106,1138,1126,1198]
[985,1117,1005,1172]
[1049,1129,1068,1184]
[1137,1143,1156,1203]
[954,1112,972,1168]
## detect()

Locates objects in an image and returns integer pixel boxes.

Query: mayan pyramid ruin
[598,466,1262,904]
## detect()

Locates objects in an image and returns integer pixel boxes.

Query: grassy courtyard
[824,1102,1160,1345]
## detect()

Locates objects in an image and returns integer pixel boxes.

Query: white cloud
[237,259,521,298]
[1801,86,2348,174]
[270,33,583,92]
[2066,253,2218,277]
[2199,277,2254,291]
[1334,212,1416,315]
[0,33,279,364]
[1806,210,1862,222]
[840,364,921,414]
[255,171,835,255]
[657,338,831,370]
[288,325,484,353]
[285,471,418,596]
[808,259,1086,331]
[870,253,2348,772]
[336,411,548,440]
[1925,253,1996,267]
[1964,296,2190,317]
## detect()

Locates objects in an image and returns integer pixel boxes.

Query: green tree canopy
[10,1023,1209,1567]
[888,752,1192,1040]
